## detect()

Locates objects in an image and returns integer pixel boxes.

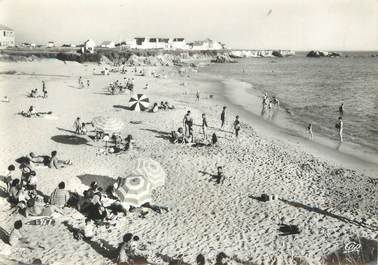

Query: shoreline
[192,72,378,177]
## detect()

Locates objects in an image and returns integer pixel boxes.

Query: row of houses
[0,25,226,52]
[83,37,225,52]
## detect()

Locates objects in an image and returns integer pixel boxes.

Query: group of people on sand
[78,76,90,89]
[29,81,48,98]
[108,78,135,95]
[150,101,175,112]
[171,108,241,145]
[73,117,135,154]
[3,158,72,220]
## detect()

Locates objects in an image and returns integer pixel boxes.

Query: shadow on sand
[113,105,132,111]
[76,174,116,189]
[51,135,89,145]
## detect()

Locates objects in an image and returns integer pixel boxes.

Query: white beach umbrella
[115,174,152,207]
[92,116,124,133]
[128,94,150,112]
[131,158,166,188]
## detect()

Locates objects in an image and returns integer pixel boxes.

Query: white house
[190,39,223,50]
[169,38,187,50]
[0,24,15,48]
[100,41,115,48]
[47,41,55,48]
[83,39,96,53]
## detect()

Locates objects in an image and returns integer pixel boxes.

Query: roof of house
[101,41,114,45]
[0,24,13,31]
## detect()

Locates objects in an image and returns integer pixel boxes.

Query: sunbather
[49,150,72,169]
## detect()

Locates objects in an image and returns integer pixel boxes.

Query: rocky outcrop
[125,54,182,66]
[210,54,237,63]
[307,50,341,58]
[230,50,295,58]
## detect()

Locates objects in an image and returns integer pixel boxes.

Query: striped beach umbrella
[129,94,150,112]
[92,116,124,133]
[131,158,166,188]
[115,174,152,207]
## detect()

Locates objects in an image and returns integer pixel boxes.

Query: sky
[0,0,377,50]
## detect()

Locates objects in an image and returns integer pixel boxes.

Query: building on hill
[100,41,115,48]
[0,24,15,48]
[169,38,187,50]
[83,39,96,53]
[47,41,55,48]
[190,38,223,50]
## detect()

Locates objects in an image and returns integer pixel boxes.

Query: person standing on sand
[196,90,200,102]
[78,76,82,87]
[307,123,313,140]
[73,117,82,134]
[339,103,344,116]
[202,113,208,140]
[87,80,90,89]
[233,115,241,137]
[183,111,193,137]
[220,106,226,128]
[336,116,343,142]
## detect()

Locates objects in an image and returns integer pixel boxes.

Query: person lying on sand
[1,96,9,102]
[20,106,52,118]
[26,152,49,167]
[48,150,72,169]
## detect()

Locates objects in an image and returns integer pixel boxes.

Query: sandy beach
[0,59,377,265]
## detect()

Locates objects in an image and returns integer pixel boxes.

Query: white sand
[0,59,377,265]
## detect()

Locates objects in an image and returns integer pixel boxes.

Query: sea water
[200,52,378,153]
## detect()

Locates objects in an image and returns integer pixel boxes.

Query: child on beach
[202,113,208,140]
[307,123,313,140]
[233,115,241,137]
[221,106,226,128]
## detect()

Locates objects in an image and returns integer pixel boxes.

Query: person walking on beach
[183,111,193,137]
[87,80,90,89]
[339,103,344,116]
[196,90,200,102]
[220,106,226,128]
[233,115,241,138]
[78,76,82,88]
[336,116,343,142]
[202,113,208,140]
[307,123,313,140]
[41,81,47,97]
